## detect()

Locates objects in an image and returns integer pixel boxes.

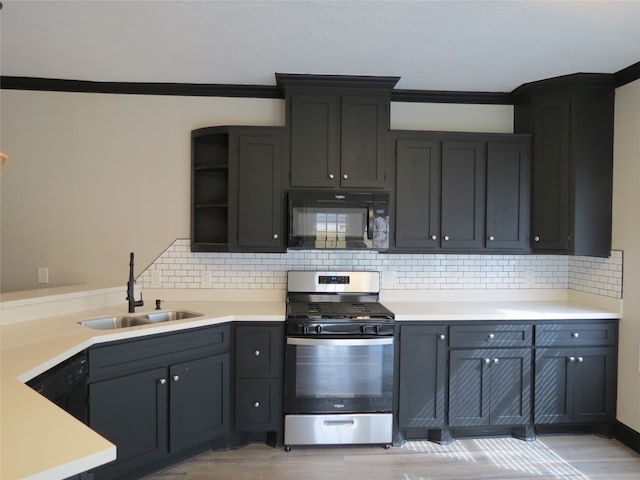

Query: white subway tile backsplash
[139,240,623,299]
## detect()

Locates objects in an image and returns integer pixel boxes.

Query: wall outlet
[37,267,49,284]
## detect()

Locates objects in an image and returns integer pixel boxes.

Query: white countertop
[0,286,620,479]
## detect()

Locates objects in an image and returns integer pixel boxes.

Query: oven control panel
[286,321,394,337]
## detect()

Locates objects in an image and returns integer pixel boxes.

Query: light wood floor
[148,435,640,480]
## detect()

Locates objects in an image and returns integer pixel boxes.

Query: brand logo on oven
[333,403,345,409]
[334,195,346,200]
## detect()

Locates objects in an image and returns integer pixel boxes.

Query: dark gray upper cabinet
[230,129,286,252]
[394,139,441,248]
[277,74,399,189]
[486,141,530,250]
[513,74,615,257]
[440,140,486,250]
[393,131,531,253]
[191,126,286,253]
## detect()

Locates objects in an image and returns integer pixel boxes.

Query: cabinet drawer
[235,379,280,431]
[450,324,532,348]
[89,324,230,380]
[535,322,617,346]
[235,325,284,378]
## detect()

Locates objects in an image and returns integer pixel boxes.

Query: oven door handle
[287,337,393,347]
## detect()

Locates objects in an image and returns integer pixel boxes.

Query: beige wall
[0,91,286,291]
[0,90,512,292]
[612,78,640,432]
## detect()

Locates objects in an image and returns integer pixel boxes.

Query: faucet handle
[155,299,164,310]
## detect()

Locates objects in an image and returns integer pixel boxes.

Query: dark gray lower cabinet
[448,348,531,427]
[88,326,230,480]
[397,324,447,429]
[534,347,616,425]
[398,320,619,445]
[234,323,284,439]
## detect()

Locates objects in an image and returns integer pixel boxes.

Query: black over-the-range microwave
[287,190,390,250]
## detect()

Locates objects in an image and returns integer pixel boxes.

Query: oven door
[284,336,394,414]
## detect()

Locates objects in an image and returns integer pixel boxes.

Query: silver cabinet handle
[443,235,450,241]
[273,233,279,239]
[577,357,584,363]
[431,234,437,241]
[343,174,348,179]
[572,332,579,338]
[488,235,495,241]
[488,333,495,339]
[569,356,576,362]
[159,378,167,385]
[329,173,334,179]
[534,236,541,242]
[254,349,261,356]
[172,375,179,382]
[484,358,491,364]
[493,358,500,364]
[439,334,446,340]
[254,401,261,408]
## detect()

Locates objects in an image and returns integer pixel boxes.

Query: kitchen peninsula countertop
[0,286,620,479]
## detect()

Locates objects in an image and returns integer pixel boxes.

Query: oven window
[295,343,390,398]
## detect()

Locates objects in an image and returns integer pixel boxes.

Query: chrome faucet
[126,252,144,313]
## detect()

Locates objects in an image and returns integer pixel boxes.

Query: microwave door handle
[367,204,374,240]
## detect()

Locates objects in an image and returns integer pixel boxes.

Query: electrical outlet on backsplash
[139,239,623,300]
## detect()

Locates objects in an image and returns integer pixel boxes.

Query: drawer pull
[254,401,261,408]
[324,419,355,427]
[569,356,576,362]
[577,357,584,363]
[488,333,495,340]
[484,358,491,365]
[172,375,180,382]
[572,332,579,338]
[254,349,261,356]
[493,358,499,364]
[439,334,446,340]
[159,378,167,385]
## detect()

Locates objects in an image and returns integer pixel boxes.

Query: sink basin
[78,316,150,330]
[138,310,203,323]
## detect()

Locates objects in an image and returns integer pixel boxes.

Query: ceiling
[1,1,639,93]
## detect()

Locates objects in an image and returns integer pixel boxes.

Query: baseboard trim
[614,421,640,454]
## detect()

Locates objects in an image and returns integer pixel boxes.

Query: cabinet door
[235,379,280,431]
[398,325,447,428]
[448,350,490,427]
[572,347,616,424]
[531,97,571,251]
[440,141,485,250]
[169,353,230,453]
[340,95,388,188]
[89,367,168,474]
[290,94,339,187]
[395,139,441,249]
[489,349,531,425]
[235,134,284,251]
[486,141,530,250]
[235,325,283,378]
[534,348,573,424]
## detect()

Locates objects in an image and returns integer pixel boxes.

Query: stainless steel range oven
[284,271,395,450]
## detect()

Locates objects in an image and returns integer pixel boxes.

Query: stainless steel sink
[78,316,150,330]
[139,310,203,323]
